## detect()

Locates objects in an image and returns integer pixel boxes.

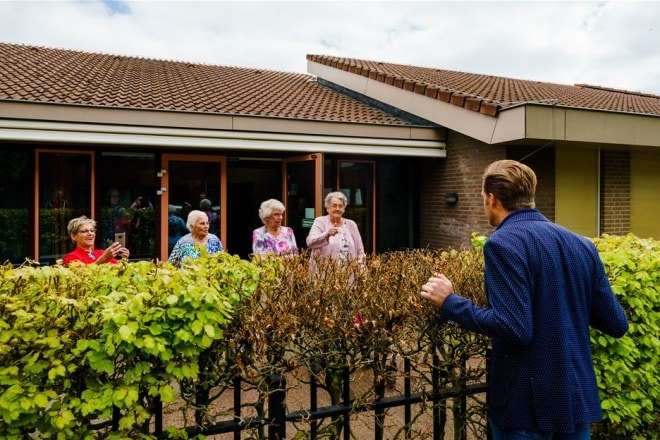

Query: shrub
[591,234,660,440]
[1,235,656,439]
[0,251,257,439]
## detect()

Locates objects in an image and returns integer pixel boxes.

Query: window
[37,150,92,264]
[0,147,30,265]
[99,152,156,260]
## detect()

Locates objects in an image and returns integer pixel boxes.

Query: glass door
[35,150,94,264]
[97,152,157,261]
[337,160,375,253]
[0,148,29,265]
[159,154,226,261]
[283,154,322,251]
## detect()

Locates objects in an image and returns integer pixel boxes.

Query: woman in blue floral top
[168,210,224,266]
[252,199,298,256]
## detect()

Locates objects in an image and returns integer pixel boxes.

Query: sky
[1,0,659,95]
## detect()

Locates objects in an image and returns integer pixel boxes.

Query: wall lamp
[444,192,459,205]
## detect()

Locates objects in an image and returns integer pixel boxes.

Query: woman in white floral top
[252,199,298,256]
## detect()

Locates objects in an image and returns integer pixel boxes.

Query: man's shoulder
[492,214,594,253]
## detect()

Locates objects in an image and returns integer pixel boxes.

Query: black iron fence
[110,352,489,440]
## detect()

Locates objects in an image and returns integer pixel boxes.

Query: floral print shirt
[252,226,298,255]
[168,233,223,266]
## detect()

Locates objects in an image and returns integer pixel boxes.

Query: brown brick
[419,132,502,249]
[600,151,631,235]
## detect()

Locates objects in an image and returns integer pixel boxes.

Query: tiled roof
[307,55,660,118]
[0,43,414,126]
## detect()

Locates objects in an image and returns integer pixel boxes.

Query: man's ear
[487,193,505,212]
[485,192,495,208]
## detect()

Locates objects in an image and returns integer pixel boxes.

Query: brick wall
[420,133,635,247]
[420,132,503,249]
[600,150,630,235]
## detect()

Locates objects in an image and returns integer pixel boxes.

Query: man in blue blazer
[420,160,628,439]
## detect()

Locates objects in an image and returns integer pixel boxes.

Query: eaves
[309,60,660,149]
[0,100,447,157]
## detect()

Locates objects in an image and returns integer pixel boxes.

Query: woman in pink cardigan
[306,191,365,265]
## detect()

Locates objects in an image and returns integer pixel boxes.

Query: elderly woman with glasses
[63,215,130,265]
[306,191,365,265]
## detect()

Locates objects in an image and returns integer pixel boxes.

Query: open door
[159,154,226,261]
[283,154,322,250]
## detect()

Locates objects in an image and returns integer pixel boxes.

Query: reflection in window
[99,153,156,260]
[339,161,374,252]
[377,159,417,252]
[38,151,92,264]
[168,159,221,253]
[0,148,29,265]
[285,160,316,251]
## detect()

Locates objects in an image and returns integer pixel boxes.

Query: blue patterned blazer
[440,209,628,433]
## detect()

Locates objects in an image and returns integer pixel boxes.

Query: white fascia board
[0,119,446,158]
[309,61,527,144]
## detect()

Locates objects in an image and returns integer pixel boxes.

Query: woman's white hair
[258,199,285,224]
[186,210,208,231]
[324,191,348,208]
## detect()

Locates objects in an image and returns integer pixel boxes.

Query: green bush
[0,251,257,439]
[591,234,660,440]
[1,235,657,439]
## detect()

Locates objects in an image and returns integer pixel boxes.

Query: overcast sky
[1,1,659,94]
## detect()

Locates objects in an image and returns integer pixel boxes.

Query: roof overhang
[0,101,446,158]
[523,105,660,147]
[308,60,660,149]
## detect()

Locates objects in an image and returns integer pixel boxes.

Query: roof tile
[307,54,660,117]
[0,43,415,126]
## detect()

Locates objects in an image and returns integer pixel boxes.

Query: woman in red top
[63,216,130,265]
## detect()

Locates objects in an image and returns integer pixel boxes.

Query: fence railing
[111,351,490,439]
